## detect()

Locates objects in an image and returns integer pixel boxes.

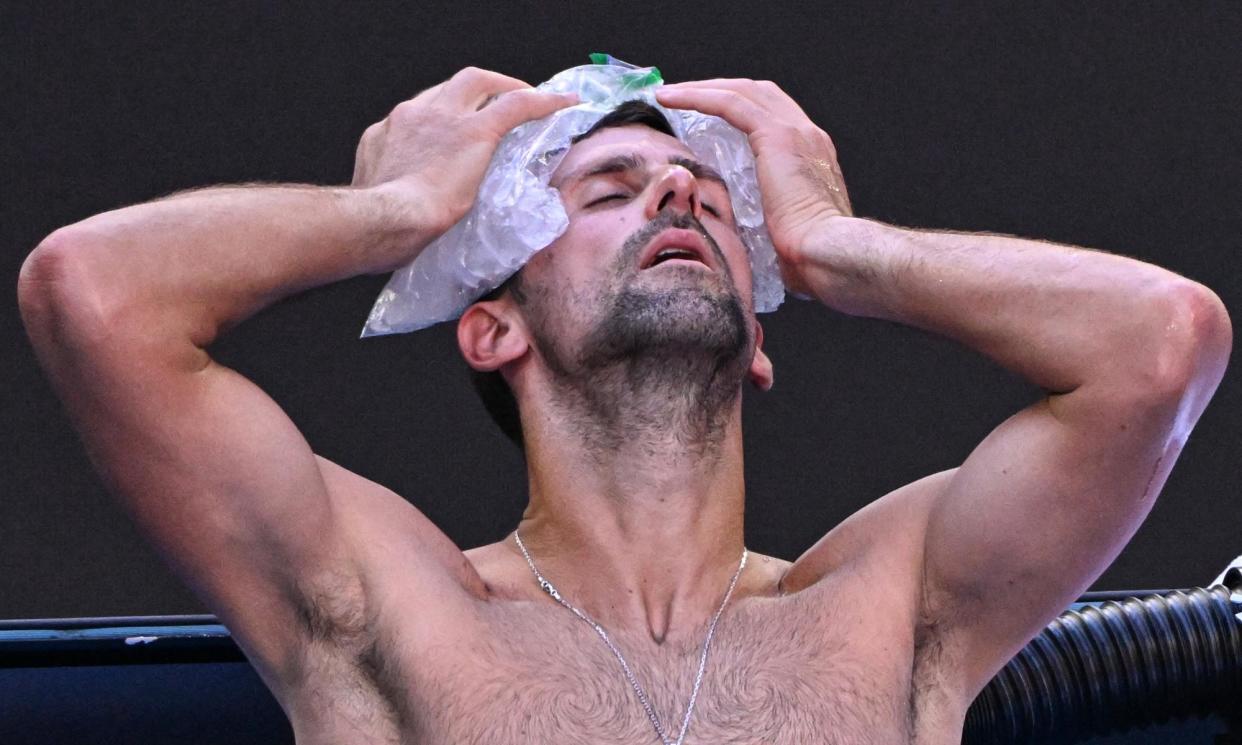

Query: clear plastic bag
[361,55,785,337]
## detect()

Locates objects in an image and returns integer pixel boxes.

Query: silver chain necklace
[513,530,748,745]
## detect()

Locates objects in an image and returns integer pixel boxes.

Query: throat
[550,352,743,465]
[511,519,751,653]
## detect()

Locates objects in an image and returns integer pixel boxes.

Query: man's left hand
[656,79,852,296]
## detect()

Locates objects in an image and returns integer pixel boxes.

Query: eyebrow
[560,153,728,189]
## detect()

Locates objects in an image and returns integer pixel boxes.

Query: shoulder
[777,470,956,596]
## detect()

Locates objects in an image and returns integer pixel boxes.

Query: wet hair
[469,101,677,450]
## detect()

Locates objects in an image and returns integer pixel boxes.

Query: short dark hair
[570,98,676,144]
[469,100,677,450]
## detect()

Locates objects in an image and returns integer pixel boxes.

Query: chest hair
[409,590,920,745]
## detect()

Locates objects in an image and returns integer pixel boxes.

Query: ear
[457,300,529,372]
[747,320,774,391]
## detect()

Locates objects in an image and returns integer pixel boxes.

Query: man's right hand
[351,67,577,240]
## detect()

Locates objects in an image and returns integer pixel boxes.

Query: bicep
[80,356,483,687]
[21,240,478,691]
[70,354,365,675]
[922,388,1187,694]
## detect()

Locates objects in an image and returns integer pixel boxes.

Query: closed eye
[589,194,723,219]
[587,194,628,207]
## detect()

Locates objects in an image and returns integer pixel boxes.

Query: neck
[513,372,748,645]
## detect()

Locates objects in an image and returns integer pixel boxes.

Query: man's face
[511,124,762,382]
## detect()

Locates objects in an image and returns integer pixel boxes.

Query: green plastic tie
[623,67,663,89]
[588,52,662,91]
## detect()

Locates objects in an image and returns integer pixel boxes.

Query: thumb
[479,90,578,136]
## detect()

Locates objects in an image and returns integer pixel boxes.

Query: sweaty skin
[18,68,1231,744]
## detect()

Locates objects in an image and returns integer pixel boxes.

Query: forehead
[550,125,698,187]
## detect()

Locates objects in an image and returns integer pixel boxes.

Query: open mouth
[639,229,714,271]
[649,248,707,267]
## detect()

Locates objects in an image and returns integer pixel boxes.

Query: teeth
[654,248,697,263]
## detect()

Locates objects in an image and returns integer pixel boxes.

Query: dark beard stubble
[524,210,753,458]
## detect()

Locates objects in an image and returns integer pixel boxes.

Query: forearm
[21,182,429,350]
[797,216,1230,397]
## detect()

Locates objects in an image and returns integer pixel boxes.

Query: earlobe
[457,302,529,372]
[748,320,774,391]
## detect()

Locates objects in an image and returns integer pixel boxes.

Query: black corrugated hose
[962,571,1242,744]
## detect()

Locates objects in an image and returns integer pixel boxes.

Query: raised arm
[17,68,575,693]
[790,217,1230,686]
[657,80,1231,696]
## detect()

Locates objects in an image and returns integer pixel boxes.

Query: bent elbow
[1126,280,1232,408]
[18,229,115,348]
[1156,281,1230,386]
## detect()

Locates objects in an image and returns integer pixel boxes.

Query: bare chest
[397,590,919,744]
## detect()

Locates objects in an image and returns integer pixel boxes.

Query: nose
[644,165,703,221]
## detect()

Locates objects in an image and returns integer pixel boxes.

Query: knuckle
[390,100,427,123]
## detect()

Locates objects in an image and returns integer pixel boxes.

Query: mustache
[617,210,732,280]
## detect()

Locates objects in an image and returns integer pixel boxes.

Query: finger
[663,78,804,119]
[478,89,579,135]
[655,87,770,134]
[440,67,533,109]
[663,77,758,89]
[663,78,771,99]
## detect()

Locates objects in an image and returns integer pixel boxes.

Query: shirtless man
[17,67,1232,744]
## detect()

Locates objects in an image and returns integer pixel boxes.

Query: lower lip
[646,258,711,271]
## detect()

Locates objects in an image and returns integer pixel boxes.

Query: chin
[582,283,750,368]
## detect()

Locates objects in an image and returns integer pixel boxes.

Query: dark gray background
[3,1,1239,619]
